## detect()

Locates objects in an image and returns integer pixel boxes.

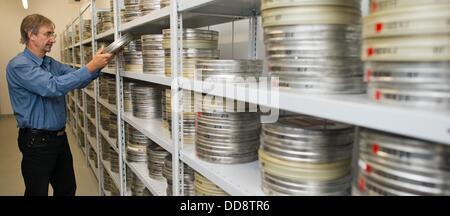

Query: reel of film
[363,4,450,38]
[362,35,450,62]
[261,1,364,94]
[362,1,450,110]
[97,10,113,34]
[131,81,162,119]
[194,172,229,196]
[123,79,134,112]
[104,33,133,54]
[163,28,219,78]
[131,173,147,196]
[140,0,162,15]
[110,148,119,173]
[365,62,450,110]
[147,144,170,180]
[354,128,450,196]
[368,0,450,14]
[163,155,195,196]
[195,59,262,83]
[141,34,164,75]
[126,123,152,163]
[195,96,261,164]
[259,115,354,195]
[160,0,170,8]
[165,90,196,144]
[109,112,117,141]
[123,0,142,23]
[123,38,144,72]
[101,137,110,161]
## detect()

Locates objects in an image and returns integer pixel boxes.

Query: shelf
[123,112,173,154]
[69,123,76,136]
[88,158,99,181]
[77,121,85,134]
[102,68,116,75]
[96,29,114,41]
[180,145,264,196]
[120,7,170,34]
[98,97,117,114]
[84,88,95,99]
[87,115,96,126]
[76,102,84,113]
[121,72,171,86]
[100,127,118,154]
[82,38,92,45]
[181,0,259,15]
[87,135,98,154]
[103,189,112,196]
[181,79,450,145]
[101,159,121,190]
[71,109,76,119]
[179,0,260,28]
[126,161,167,196]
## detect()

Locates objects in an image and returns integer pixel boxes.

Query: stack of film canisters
[261,0,365,94]
[362,0,450,110]
[354,128,450,196]
[259,115,354,195]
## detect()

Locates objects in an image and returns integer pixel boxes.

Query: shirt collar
[23,48,51,66]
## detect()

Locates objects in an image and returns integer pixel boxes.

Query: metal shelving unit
[96,28,114,41]
[62,1,103,196]
[123,112,173,154]
[88,157,100,180]
[62,0,449,196]
[98,98,117,114]
[101,159,120,189]
[101,68,116,75]
[121,72,171,86]
[181,79,450,145]
[100,127,118,153]
[126,161,168,196]
[180,145,264,195]
[88,135,98,153]
[84,88,95,99]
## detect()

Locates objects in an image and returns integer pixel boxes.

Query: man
[6,14,113,196]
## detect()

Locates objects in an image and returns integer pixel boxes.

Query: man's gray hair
[20,14,55,44]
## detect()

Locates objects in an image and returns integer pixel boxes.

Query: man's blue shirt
[6,48,100,130]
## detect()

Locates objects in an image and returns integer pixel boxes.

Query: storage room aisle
[0,115,99,196]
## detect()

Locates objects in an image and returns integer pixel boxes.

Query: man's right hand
[86,47,114,73]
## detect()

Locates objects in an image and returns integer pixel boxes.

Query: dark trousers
[18,129,77,196]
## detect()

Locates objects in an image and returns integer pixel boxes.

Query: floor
[0,115,99,196]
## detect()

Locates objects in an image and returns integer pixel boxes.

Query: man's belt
[20,127,66,137]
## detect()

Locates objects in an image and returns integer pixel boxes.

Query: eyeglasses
[41,32,57,39]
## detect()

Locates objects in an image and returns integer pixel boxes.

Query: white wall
[0,1,27,115]
[0,0,82,114]
[27,0,83,60]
